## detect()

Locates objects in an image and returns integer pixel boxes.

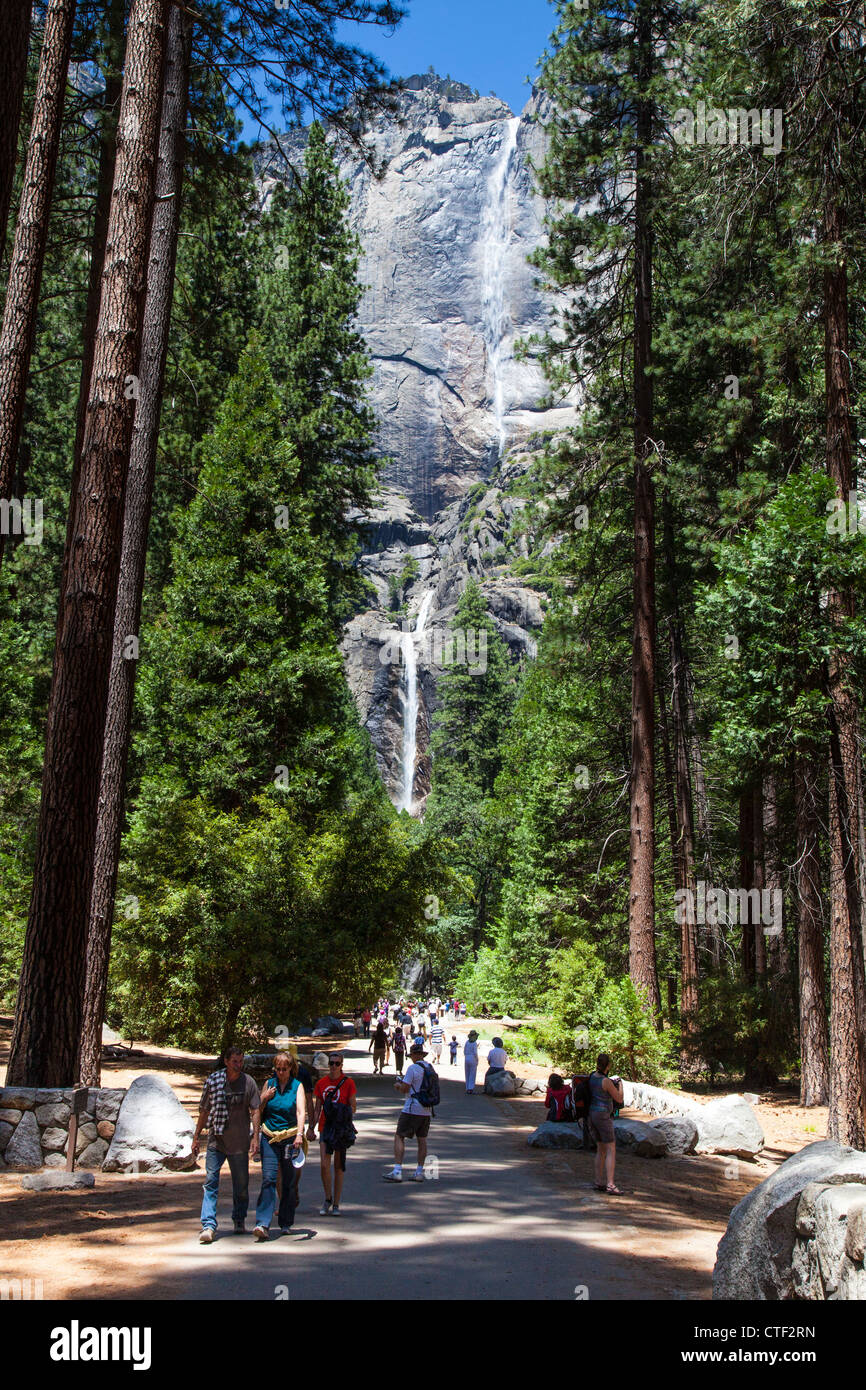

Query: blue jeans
[200,1145,249,1231]
[255,1138,302,1230]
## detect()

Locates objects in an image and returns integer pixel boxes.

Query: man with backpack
[383,1041,439,1183]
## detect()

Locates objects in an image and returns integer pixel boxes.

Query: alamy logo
[379,625,487,675]
[675,880,782,935]
[0,496,43,545]
[49,1321,151,1371]
[672,102,783,156]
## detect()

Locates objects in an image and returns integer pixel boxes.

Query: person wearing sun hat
[463,1029,479,1094]
[383,1041,436,1182]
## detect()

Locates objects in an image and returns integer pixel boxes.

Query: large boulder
[484,1070,517,1097]
[648,1116,699,1156]
[613,1117,667,1158]
[696,1094,764,1158]
[3,1110,42,1170]
[792,1181,866,1300]
[527,1122,585,1150]
[714,1140,866,1299]
[102,1075,196,1173]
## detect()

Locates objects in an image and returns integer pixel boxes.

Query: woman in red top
[308,1053,357,1216]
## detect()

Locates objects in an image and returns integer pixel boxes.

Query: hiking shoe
[330,1204,341,1215]
[319,1198,333,1215]
[199,1228,214,1244]
[254,1225,268,1241]
[412,1169,425,1182]
[383,1170,402,1182]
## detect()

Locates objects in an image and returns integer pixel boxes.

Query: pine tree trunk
[670,622,699,1057]
[0,0,31,261]
[77,2,191,1087]
[794,756,829,1107]
[627,2,659,1013]
[0,0,77,572]
[739,788,756,984]
[823,196,866,1146]
[763,770,788,979]
[753,780,767,980]
[7,0,169,1089]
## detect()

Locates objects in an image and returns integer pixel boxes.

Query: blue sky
[242,0,556,139]
[341,0,557,115]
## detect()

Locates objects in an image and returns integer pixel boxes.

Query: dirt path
[0,1026,827,1301]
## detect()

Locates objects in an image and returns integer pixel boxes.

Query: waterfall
[397,590,435,813]
[480,115,519,457]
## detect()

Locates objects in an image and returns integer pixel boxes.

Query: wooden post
[66,1086,89,1171]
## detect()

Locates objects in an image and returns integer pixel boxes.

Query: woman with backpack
[587,1053,624,1195]
[309,1054,357,1215]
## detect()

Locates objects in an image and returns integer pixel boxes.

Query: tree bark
[763,769,789,980]
[669,622,699,1057]
[0,0,77,573]
[753,780,767,980]
[627,0,659,1014]
[794,756,829,1107]
[0,0,31,262]
[739,787,756,984]
[823,196,866,1146]
[7,0,169,1089]
[77,2,192,1087]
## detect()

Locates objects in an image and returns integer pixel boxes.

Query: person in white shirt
[383,1042,433,1182]
[463,1030,479,1094]
[486,1037,508,1075]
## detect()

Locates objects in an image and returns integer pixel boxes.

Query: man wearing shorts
[429,1018,445,1062]
[383,1042,432,1183]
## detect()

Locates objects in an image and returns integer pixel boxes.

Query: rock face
[714,1140,866,1300]
[102,1075,196,1173]
[258,74,580,804]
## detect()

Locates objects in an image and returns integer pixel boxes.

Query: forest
[0,0,865,1160]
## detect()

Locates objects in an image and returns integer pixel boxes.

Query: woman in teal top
[253,1051,306,1238]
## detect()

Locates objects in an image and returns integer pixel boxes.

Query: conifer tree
[257,121,379,623]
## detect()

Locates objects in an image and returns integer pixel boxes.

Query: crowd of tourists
[193,1014,625,1239]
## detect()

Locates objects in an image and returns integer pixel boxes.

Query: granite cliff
[259,75,578,808]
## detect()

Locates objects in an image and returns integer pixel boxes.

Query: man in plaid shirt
[192,1045,260,1243]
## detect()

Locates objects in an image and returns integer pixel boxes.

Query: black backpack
[322,1079,357,1151]
[411,1061,441,1114]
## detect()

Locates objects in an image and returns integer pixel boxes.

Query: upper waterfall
[480,115,520,458]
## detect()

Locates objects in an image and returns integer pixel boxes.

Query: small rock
[97,1121,115,1140]
[0,1119,17,1152]
[0,1109,23,1127]
[43,1153,67,1168]
[34,1088,65,1105]
[95,1090,125,1123]
[40,1127,68,1152]
[75,1122,98,1155]
[0,1088,35,1111]
[21,1170,95,1191]
[4,1110,42,1170]
[35,1102,71,1128]
[77,1138,109,1169]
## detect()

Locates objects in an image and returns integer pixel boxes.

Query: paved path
[128,1042,700,1300]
